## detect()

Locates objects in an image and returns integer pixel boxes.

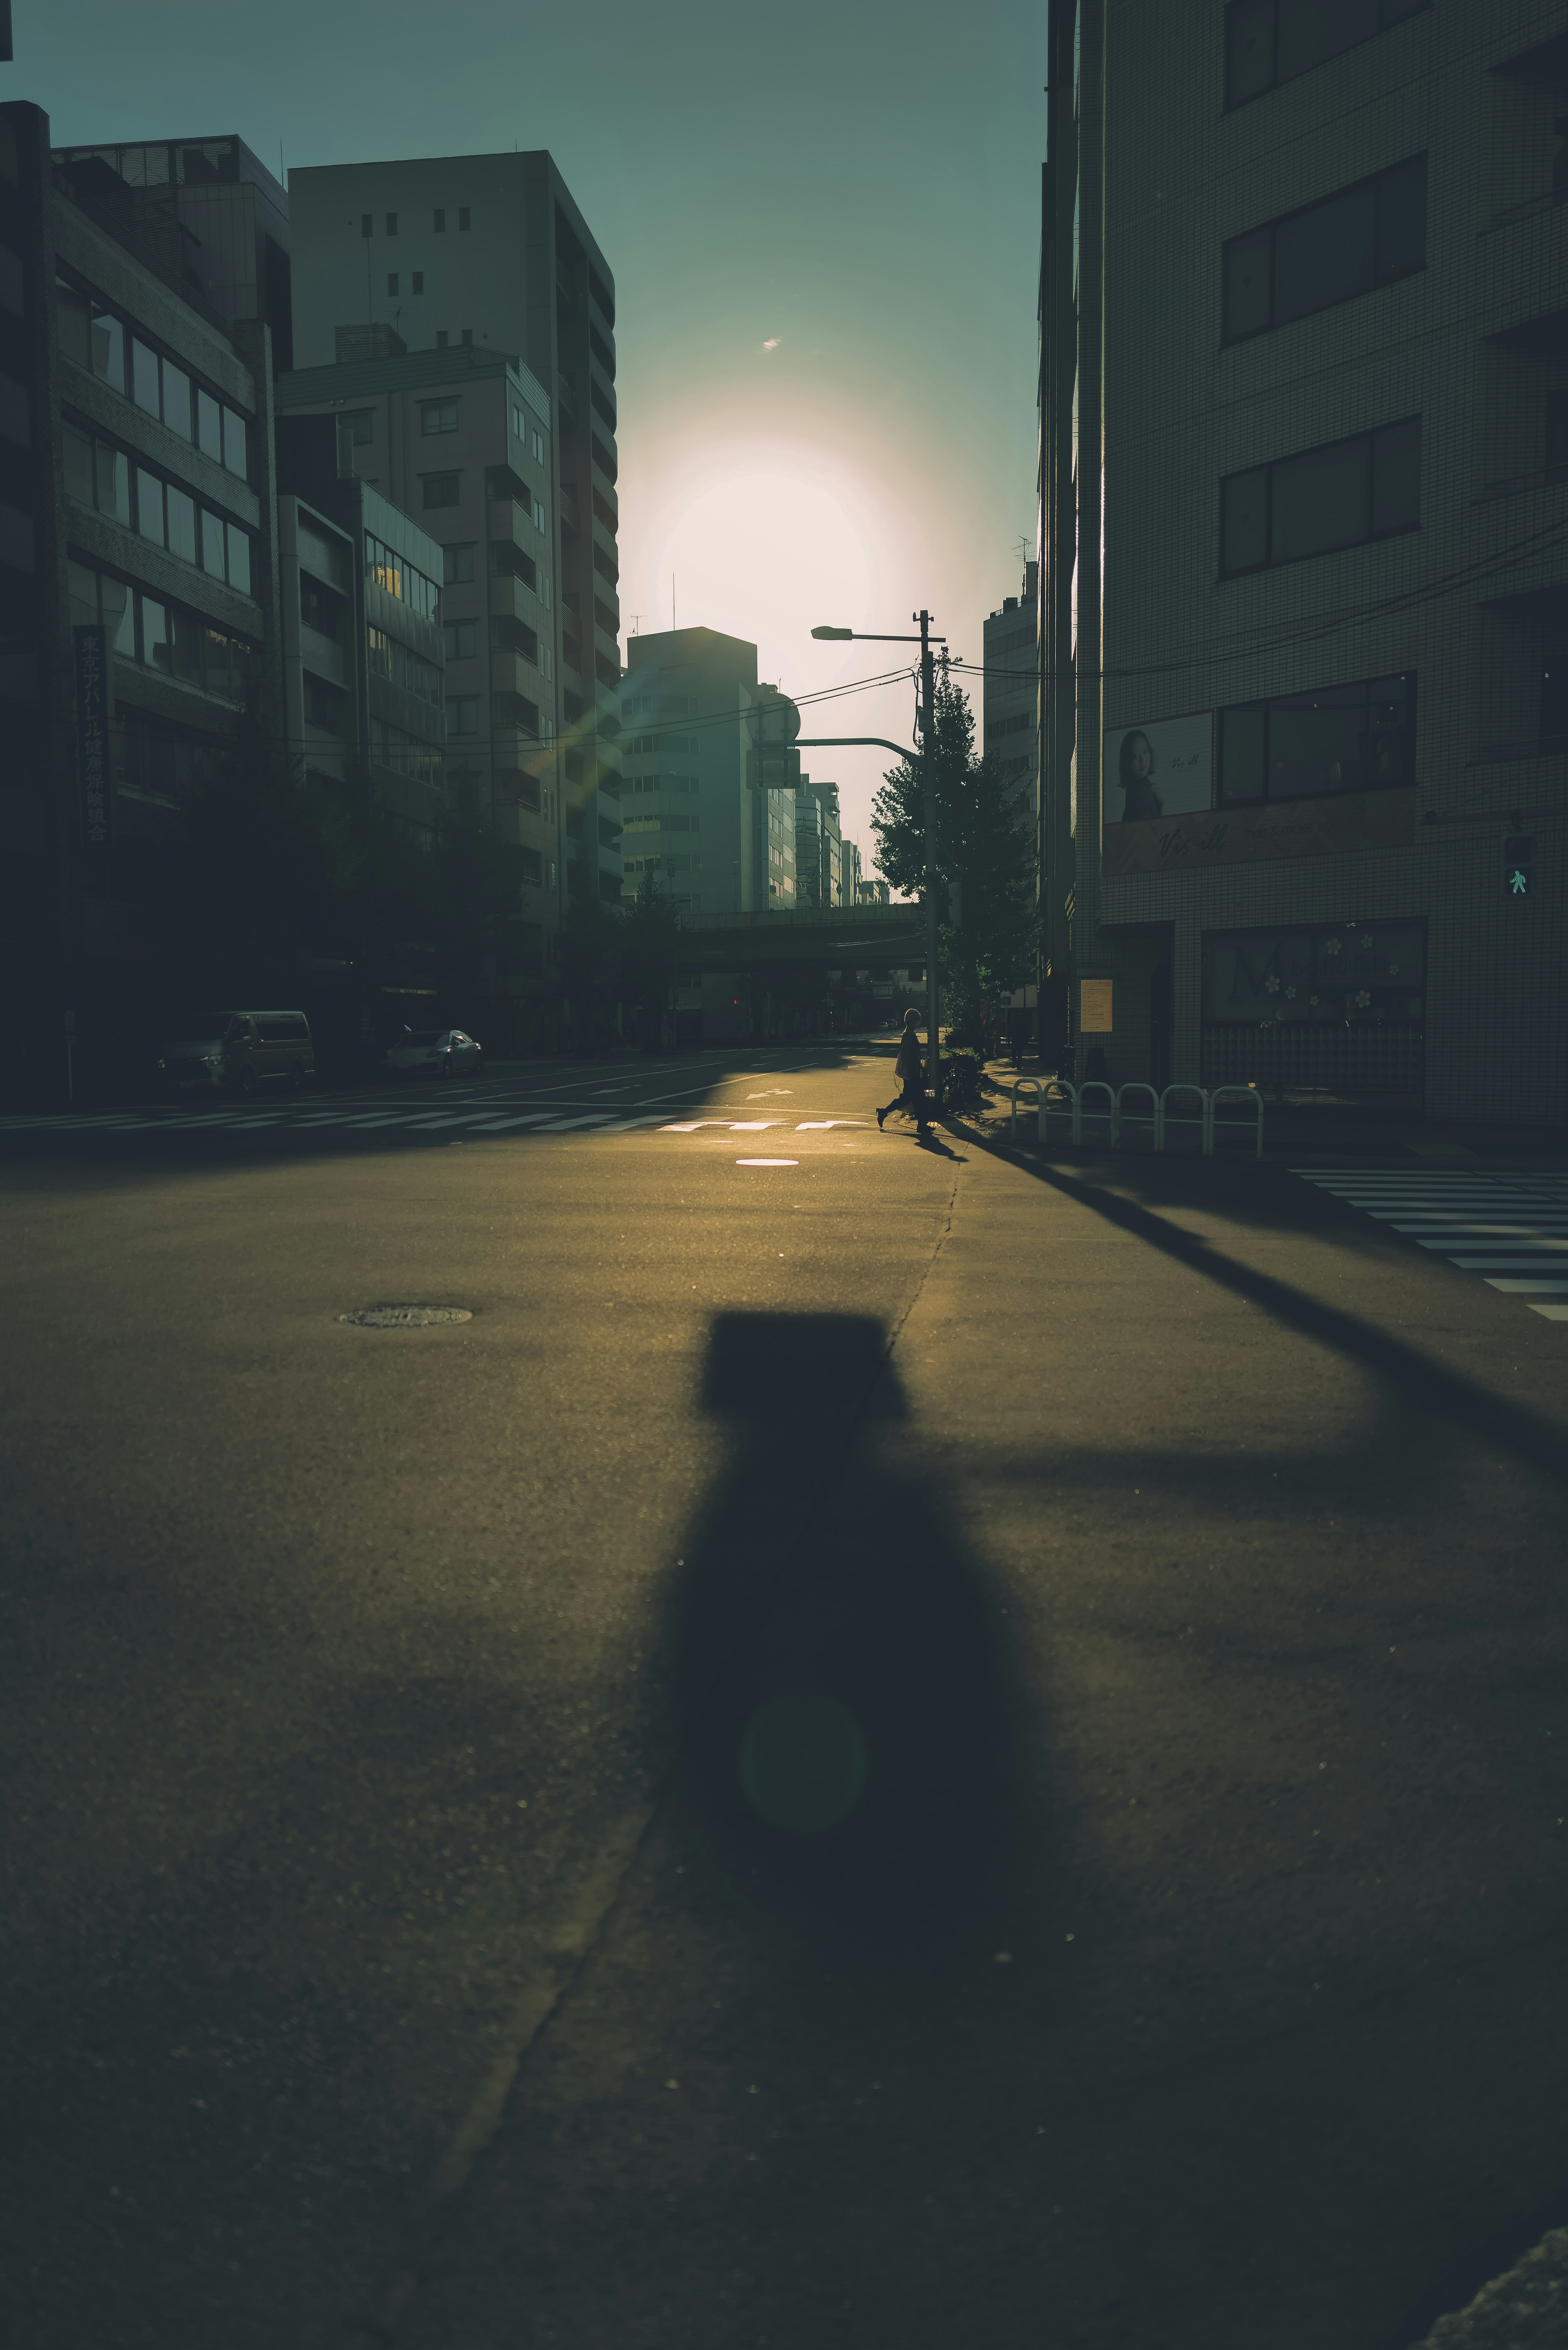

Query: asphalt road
[3,1046,1568,2350]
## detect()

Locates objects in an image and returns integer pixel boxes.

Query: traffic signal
[1503,834,1534,901]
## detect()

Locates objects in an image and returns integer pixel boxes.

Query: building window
[300,575,341,638]
[444,619,477,659]
[1221,417,1420,576]
[446,696,480,737]
[340,408,374,446]
[385,211,397,235]
[411,272,424,296]
[365,531,441,620]
[457,207,470,230]
[519,847,543,884]
[443,542,476,585]
[436,330,448,348]
[422,471,461,509]
[304,676,343,732]
[461,328,473,346]
[387,273,399,296]
[1223,157,1426,342]
[421,399,459,435]
[434,208,445,233]
[1220,672,1414,803]
[361,213,372,236]
[368,624,441,704]
[1224,0,1428,109]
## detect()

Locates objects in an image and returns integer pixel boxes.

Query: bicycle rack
[1039,1076,1080,1144]
[1160,1083,1209,1155]
[1007,1075,1045,1140]
[1115,1080,1161,1151]
[1207,1084,1265,1159]
[1078,1079,1118,1146]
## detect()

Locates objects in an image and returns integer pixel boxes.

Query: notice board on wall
[1080,979,1113,1033]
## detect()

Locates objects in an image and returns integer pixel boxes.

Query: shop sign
[1103,785,1417,876]
[1103,712,1213,824]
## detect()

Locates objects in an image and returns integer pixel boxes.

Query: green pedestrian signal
[1503,834,1534,900]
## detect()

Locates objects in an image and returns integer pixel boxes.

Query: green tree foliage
[868,658,1038,1041]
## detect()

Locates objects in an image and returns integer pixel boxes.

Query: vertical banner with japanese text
[74,624,111,852]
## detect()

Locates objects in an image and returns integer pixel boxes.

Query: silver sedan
[382,1028,484,1079]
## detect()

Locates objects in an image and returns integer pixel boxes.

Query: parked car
[382,1028,484,1079]
[156,1010,314,1098]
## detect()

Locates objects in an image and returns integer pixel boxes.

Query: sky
[12,0,1046,869]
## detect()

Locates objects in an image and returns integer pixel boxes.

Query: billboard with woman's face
[1103,712,1213,824]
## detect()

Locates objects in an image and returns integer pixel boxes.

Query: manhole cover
[337,1305,473,1328]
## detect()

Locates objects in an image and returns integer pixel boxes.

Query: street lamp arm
[793,736,913,758]
[809,628,946,643]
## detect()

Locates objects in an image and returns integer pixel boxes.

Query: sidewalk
[967,1063,1568,1166]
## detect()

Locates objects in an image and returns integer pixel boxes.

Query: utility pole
[916,609,942,1110]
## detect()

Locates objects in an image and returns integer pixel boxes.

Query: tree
[868,657,1038,1043]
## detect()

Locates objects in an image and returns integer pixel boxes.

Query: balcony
[489,571,543,627]
[558,484,580,536]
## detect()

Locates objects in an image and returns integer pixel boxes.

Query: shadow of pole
[661,1310,1022,1976]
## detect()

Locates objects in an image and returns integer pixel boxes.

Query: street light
[808,614,946,1110]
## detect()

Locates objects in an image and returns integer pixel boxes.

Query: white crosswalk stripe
[1292,1169,1568,1320]
[0,1102,873,1144]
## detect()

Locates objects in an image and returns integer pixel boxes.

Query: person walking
[877,1009,934,1138]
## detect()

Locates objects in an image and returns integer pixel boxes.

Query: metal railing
[1015,1079,1264,1158]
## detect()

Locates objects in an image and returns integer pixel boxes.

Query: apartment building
[274,343,570,981]
[286,151,624,932]
[1040,0,1568,1121]
[981,558,1038,820]
[1,102,283,1099]
[619,625,797,912]
[51,132,293,368]
[794,774,844,908]
[273,412,446,844]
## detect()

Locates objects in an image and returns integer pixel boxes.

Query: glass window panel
[1276,0,1374,82]
[1226,0,1274,102]
[201,508,227,579]
[67,560,99,628]
[444,542,475,584]
[1375,156,1427,281]
[1221,467,1269,573]
[1223,227,1272,339]
[56,279,91,366]
[63,426,94,507]
[136,466,165,544]
[1270,435,1369,561]
[140,595,169,673]
[91,305,124,390]
[1268,696,1367,797]
[1220,704,1267,800]
[101,574,134,655]
[1371,416,1421,533]
[226,522,252,596]
[165,483,196,564]
[169,605,203,684]
[197,388,222,462]
[222,407,249,478]
[132,337,160,417]
[203,629,242,702]
[161,360,192,439]
[1274,184,1374,323]
[95,443,130,523]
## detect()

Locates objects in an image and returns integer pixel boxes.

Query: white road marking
[1292,1169,1568,1320]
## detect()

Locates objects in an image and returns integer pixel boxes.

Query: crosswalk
[0,1101,876,1142]
[1291,1168,1568,1321]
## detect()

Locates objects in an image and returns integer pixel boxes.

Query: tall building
[286,151,623,953]
[1039,0,1567,1121]
[1,103,285,1099]
[274,343,574,1006]
[51,132,293,367]
[794,774,843,908]
[619,626,796,911]
[981,558,1038,820]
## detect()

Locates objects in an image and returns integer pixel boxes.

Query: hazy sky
[13,0,1045,864]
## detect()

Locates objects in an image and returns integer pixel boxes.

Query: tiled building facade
[1040,0,1568,1123]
